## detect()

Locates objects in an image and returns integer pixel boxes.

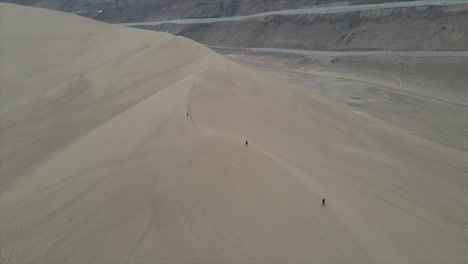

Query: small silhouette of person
[186,112,189,117]
[245,140,248,146]
[322,198,325,206]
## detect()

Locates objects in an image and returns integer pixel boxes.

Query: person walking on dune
[245,140,248,146]
[322,198,326,207]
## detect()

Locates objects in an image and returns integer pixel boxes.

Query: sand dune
[1,3,467,263]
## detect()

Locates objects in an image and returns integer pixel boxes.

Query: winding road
[118,0,468,26]
[207,46,468,57]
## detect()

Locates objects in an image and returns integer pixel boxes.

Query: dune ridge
[0,3,467,263]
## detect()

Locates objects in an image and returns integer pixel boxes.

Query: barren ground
[221,51,468,151]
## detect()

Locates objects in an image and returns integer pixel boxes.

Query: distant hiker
[245,140,248,146]
[186,112,189,117]
[322,198,326,207]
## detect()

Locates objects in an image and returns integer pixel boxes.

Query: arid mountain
[143,4,468,51]
[1,3,467,264]
[1,0,421,22]
[3,0,467,51]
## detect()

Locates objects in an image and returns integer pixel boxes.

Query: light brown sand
[222,53,468,151]
[1,3,467,264]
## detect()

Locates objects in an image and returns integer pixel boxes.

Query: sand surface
[1,3,467,264]
[221,52,468,151]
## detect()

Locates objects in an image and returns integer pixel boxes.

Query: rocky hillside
[146,4,468,51]
[2,0,421,22]
[2,1,467,51]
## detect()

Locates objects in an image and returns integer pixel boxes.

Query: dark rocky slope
[143,4,468,51]
[3,0,466,51]
[2,0,421,22]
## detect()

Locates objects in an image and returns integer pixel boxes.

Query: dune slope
[0,3,467,264]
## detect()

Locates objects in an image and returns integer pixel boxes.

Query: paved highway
[207,46,468,57]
